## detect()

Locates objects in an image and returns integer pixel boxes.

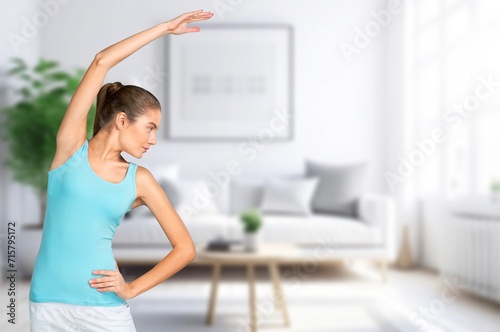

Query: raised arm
[51,9,213,170]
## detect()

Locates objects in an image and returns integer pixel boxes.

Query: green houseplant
[491,180,500,203]
[0,57,95,226]
[239,208,262,252]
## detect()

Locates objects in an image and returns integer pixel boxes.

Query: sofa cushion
[260,176,319,216]
[160,178,223,216]
[305,160,367,218]
[148,163,180,182]
[229,178,265,215]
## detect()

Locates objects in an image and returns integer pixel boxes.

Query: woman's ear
[115,112,128,129]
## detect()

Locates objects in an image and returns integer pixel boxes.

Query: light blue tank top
[29,139,137,306]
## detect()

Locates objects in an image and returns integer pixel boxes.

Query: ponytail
[93,82,161,137]
[93,82,123,137]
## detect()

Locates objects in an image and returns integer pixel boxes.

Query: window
[413,0,500,198]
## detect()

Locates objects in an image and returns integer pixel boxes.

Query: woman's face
[121,108,161,158]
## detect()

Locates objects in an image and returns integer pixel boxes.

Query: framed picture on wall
[165,25,293,141]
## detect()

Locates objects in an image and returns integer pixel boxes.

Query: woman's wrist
[158,22,173,36]
[126,282,138,300]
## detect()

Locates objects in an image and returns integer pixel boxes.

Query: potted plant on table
[239,208,263,252]
[490,180,500,203]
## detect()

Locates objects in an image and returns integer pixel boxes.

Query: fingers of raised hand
[181,13,213,31]
[188,15,213,23]
[189,9,212,17]
[186,11,213,21]
[167,10,213,34]
[186,9,204,16]
[185,27,201,34]
[177,10,210,22]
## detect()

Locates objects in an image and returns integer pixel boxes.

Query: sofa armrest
[358,193,397,261]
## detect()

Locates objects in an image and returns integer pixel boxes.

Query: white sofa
[18,161,398,280]
[112,172,398,280]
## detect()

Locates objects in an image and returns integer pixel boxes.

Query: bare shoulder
[136,165,156,182]
[135,166,161,197]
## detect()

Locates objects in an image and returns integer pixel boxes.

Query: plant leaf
[19,73,32,81]
[49,71,71,81]
[19,87,32,98]
[8,65,27,76]
[32,80,43,89]
[34,58,59,73]
[11,57,26,66]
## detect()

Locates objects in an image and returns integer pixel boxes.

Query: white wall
[3,0,396,224]
[40,0,388,175]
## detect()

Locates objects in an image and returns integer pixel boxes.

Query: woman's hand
[164,9,214,35]
[89,262,135,300]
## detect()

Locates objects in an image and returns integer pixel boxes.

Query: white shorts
[29,300,137,332]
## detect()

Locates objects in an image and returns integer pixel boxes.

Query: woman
[28,9,214,331]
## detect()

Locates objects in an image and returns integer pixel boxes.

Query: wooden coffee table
[192,242,300,332]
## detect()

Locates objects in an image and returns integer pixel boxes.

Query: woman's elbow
[93,52,109,69]
[187,245,197,262]
[173,243,196,261]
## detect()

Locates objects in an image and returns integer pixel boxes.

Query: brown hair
[93,82,161,137]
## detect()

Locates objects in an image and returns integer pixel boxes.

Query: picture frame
[165,25,293,141]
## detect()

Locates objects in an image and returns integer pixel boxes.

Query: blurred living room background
[1,0,500,331]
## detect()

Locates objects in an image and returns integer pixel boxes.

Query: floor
[4,262,500,331]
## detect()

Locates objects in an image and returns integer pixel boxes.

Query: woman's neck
[88,132,123,163]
